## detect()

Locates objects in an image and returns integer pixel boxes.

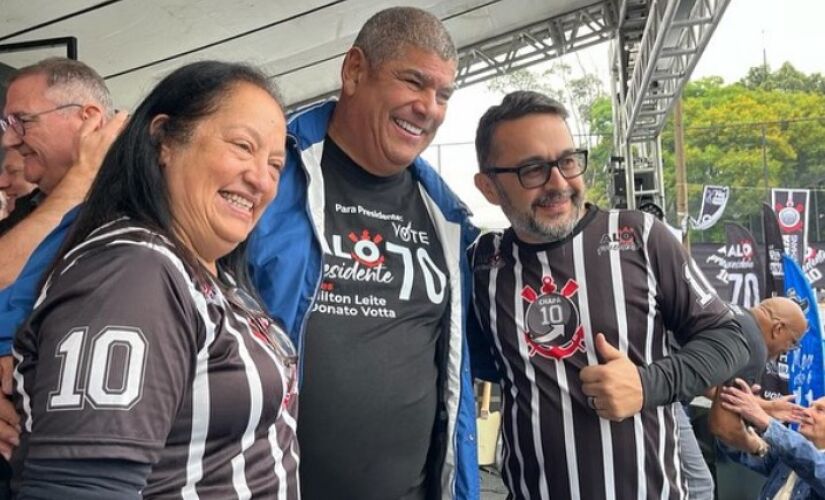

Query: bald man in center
[710,296,808,454]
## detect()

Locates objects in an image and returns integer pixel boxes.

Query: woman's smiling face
[160,82,286,271]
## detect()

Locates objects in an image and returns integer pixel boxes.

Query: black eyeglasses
[0,103,82,137]
[483,149,588,189]
[224,285,298,394]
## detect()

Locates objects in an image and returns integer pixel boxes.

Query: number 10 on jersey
[47,326,148,411]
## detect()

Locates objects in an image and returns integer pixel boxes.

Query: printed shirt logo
[521,275,585,360]
[776,201,804,231]
[327,227,394,285]
[597,226,641,255]
[349,229,385,267]
[473,250,505,272]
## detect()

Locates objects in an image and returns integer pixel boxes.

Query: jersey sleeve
[647,218,732,340]
[638,218,749,406]
[15,243,202,464]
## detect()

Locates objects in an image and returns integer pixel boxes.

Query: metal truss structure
[454,2,616,88]
[610,0,730,210]
[457,0,729,214]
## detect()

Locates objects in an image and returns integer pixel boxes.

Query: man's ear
[340,47,369,97]
[79,104,104,129]
[149,114,171,167]
[770,320,782,340]
[475,172,501,206]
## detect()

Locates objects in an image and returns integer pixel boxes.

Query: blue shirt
[725,419,825,499]
[0,207,79,355]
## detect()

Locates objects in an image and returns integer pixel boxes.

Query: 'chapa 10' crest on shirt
[521,275,585,360]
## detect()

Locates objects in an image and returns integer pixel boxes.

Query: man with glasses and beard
[467,91,750,499]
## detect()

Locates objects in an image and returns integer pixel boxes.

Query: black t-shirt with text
[299,138,449,500]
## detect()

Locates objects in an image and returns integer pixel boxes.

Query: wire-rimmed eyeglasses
[0,103,82,137]
[770,311,807,350]
[482,149,588,189]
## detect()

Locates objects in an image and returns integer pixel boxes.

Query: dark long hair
[51,60,283,291]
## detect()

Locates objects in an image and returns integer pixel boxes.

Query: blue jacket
[725,420,825,499]
[247,100,480,500]
[0,206,79,354]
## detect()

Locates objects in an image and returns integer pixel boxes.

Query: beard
[494,182,585,243]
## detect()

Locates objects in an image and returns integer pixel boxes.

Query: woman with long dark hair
[12,60,298,499]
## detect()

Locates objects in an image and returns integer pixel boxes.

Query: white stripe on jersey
[487,242,529,498]
[640,215,670,500]
[573,231,615,500]
[244,314,297,500]
[608,211,647,500]
[656,405,670,500]
[267,424,289,499]
[642,215,656,366]
[180,273,217,500]
[65,226,167,261]
[670,404,687,500]
[11,349,31,432]
[537,251,580,499]
[512,244,551,500]
[223,309,266,500]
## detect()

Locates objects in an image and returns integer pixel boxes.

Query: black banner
[763,202,785,298]
[722,223,763,308]
[772,189,810,266]
[693,242,825,295]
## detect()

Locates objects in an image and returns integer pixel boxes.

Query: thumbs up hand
[580,333,644,421]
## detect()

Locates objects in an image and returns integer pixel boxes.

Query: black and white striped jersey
[12,219,299,499]
[470,206,731,500]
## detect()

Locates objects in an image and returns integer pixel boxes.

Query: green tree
[741,62,825,94]
[659,67,825,242]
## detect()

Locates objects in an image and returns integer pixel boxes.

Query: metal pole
[815,186,821,242]
[762,124,769,200]
[674,98,690,250]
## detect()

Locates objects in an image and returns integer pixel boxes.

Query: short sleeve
[15,243,201,464]
[648,219,733,342]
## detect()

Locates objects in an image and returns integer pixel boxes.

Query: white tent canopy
[1,0,604,108]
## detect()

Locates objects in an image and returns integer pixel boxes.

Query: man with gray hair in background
[0,58,125,472]
[248,6,479,499]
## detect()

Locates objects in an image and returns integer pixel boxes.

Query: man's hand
[61,109,128,195]
[580,333,643,421]
[0,356,20,460]
[0,356,12,397]
[719,378,772,432]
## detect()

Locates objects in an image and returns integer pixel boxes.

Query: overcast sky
[426,0,825,228]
